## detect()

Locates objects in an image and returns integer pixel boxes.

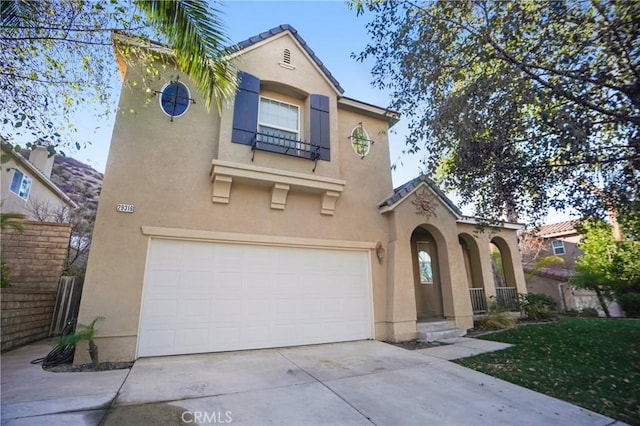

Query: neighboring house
[1,144,76,219]
[77,26,527,362]
[521,220,622,316]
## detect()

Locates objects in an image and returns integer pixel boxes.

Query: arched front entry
[490,236,519,311]
[459,233,487,314]
[411,227,444,319]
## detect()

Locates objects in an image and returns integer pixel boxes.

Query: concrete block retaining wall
[1,288,57,351]
[1,221,71,290]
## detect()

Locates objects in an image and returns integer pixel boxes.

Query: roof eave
[338,97,400,127]
[457,216,526,230]
[378,181,463,220]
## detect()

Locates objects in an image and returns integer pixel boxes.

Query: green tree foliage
[352,0,639,222]
[1,0,236,152]
[571,217,640,316]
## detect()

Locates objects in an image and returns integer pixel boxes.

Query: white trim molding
[210,159,346,215]
[141,226,377,250]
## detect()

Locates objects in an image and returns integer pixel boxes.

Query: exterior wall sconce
[376,242,385,264]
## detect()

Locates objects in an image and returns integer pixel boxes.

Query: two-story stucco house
[1,143,76,219]
[522,220,622,316]
[77,25,527,362]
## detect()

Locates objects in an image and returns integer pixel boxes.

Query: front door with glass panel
[415,239,443,319]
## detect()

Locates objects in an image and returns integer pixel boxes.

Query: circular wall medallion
[159,81,191,118]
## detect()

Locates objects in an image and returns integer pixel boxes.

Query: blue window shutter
[310,94,330,161]
[232,71,260,145]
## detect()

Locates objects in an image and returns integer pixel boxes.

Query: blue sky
[68,0,573,223]
[73,0,422,186]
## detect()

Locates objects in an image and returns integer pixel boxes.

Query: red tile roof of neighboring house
[535,220,579,238]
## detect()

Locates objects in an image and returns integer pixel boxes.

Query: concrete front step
[416,320,467,342]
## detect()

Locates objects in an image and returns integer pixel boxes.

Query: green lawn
[455,318,640,425]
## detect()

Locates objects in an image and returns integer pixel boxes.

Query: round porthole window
[350,124,371,157]
[159,81,191,118]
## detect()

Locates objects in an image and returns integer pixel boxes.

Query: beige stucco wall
[457,222,528,297]
[79,31,529,362]
[383,186,475,339]
[78,33,397,362]
[0,155,69,220]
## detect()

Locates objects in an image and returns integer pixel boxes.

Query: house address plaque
[116,204,135,213]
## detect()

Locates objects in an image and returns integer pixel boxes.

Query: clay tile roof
[378,175,463,216]
[230,24,344,94]
[535,220,579,237]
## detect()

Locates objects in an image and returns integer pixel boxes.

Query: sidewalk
[1,339,129,425]
[417,336,514,360]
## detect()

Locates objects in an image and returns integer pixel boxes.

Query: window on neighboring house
[552,240,565,255]
[417,242,433,284]
[9,169,32,200]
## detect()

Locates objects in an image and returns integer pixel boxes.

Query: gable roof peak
[378,174,463,217]
[231,24,344,94]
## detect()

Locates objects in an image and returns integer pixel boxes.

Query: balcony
[252,131,326,163]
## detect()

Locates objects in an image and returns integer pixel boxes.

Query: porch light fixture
[376,242,385,264]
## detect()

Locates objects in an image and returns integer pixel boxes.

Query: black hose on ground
[31,318,77,367]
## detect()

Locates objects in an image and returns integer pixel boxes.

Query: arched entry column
[459,233,493,314]
[490,235,528,310]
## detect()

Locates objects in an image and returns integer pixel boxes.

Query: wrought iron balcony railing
[251,131,325,162]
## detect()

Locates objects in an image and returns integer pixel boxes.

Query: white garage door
[138,239,372,357]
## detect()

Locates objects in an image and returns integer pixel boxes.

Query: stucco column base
[379,320,417,343]
[453,315,474,331]
[73,336,137,364]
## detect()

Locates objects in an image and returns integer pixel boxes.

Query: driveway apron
[105,340,618,426]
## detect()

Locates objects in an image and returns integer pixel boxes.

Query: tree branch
[1,36,110,45]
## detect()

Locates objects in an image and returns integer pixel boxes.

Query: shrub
[477,310,517,330]
[617,293,640,318]
[1,262,11,288]
[579,307,599,318]
[58,316,104,369]
[518,293,559,321]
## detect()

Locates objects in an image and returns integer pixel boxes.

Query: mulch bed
[43,361,134,373]
[386,340,450,350]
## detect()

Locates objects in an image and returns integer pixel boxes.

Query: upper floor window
[350,124,370,158]
[231,71,330,162]
[258,97,300,142]
[159,81,191,119]
[10,169,32,200]
[552,239,565,255]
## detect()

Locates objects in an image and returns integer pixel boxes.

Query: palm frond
[134,0,237,113]
[1,0,40,29]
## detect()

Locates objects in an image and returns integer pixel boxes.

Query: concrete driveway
[2,339,621,425]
